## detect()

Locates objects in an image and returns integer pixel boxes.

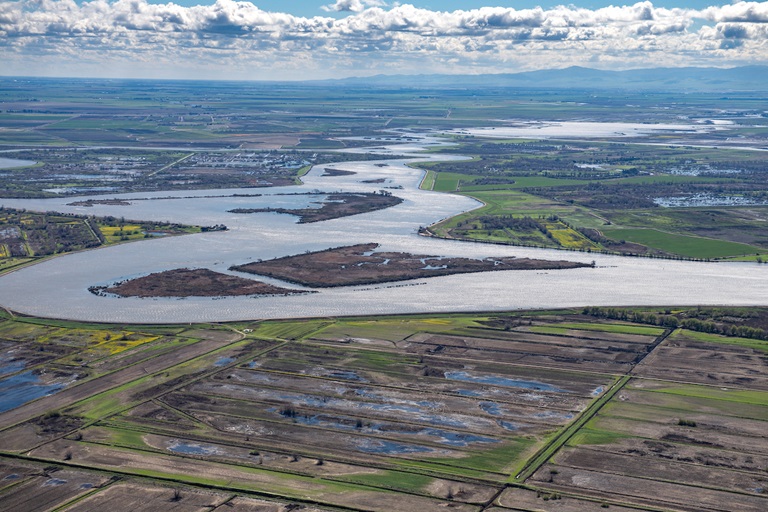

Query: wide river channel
[0,128,766,323]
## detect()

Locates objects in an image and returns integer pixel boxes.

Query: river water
[0,130,765,323]
[0,157,36,169]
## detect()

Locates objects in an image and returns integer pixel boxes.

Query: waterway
[0,157,36,169]
[0,128,765,323]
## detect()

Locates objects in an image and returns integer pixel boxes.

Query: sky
[1,1,767,80]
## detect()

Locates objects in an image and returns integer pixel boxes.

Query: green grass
[101,425,151,448]
[432,172,476,192]
[672,329,768,353]
[313,315,486,342]
[621,388,768,421]
[420,169,437,190]
[249,320,332,340]
[392,459,500,481]
[529,322,665,336]
[425,437,537,476]
[636,383,768,406]
[0,257,35,273]
[427,188,568,243]
[567,427,632,446]
[601,227,764,259]
[613,175,737,186]
[335,470,435,494]
[462,176,594,191]
[295,165,313,181]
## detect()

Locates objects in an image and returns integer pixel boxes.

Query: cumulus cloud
[322,1,386,13]
[702,2,768,22]
[0,0,766,80]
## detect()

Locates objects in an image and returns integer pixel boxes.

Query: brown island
[89,268,306,298]
[231,243,592,288]
[228,192,402,223]
[321,168,356,176]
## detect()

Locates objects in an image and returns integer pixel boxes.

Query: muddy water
[0,132,766,323]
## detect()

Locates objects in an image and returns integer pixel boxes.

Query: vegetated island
[89,268,307,298]
[321,168,356,176]
[228,191,402,223]
[67,193,264,207]
[67,198,133,206]
[231,242,592,288]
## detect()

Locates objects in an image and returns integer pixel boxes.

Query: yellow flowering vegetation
[98,224,144,243]
[543,220,600,250]
[53,329,160,366]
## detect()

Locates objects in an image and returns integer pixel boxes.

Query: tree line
[582,306,768,341]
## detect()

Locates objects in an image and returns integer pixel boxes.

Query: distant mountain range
[317,66,768,91]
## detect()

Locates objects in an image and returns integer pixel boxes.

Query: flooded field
[449,121,717,139]
[0,306,765,511]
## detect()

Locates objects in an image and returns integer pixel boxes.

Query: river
[0,129,765,323]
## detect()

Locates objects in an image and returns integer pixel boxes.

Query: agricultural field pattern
[0,310,766,511]
[0,77,766,511]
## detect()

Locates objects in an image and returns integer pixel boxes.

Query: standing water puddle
[444,371,567,392]
[168,441,220,456]
[0,371,67,413]
[355,439,433,455]
[0,360,26,377]
[287,412,495,447]
[326,370,367,382]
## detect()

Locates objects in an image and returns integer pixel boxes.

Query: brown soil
[633,336,768,389]
[0,468,109,512]
[92,268,304,298]
[532,463,768,512]
[553,446,768,498]
[231,243,591,288]
[29,440,478,512]
[496,486,641,512]
[65,482,231,512]
[228,193,402,223]
[405,332,651,373]
[238,134,301,149]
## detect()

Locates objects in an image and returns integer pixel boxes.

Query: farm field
[419,137,768,261]
[2,77,768,262]
[0,308,765,511]
[0,208,205,273]
[1,76,768,511]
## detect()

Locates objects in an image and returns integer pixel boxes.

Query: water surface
[0,129,765,323]
[0,157,35,169]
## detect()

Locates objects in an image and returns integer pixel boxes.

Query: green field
[601,227,763,259]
